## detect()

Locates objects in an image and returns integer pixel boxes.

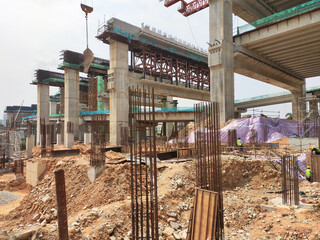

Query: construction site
[1,0,320,239]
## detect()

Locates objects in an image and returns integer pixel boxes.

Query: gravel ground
[0,191,20,206]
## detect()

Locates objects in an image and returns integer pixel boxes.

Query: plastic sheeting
[271,153,307,180]
[186,116,298,144]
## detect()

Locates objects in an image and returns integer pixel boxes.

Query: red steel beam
[181,0,209,16]
[164,0,182,7]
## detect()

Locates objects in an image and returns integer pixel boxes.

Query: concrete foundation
[108,41,129,145]
[26,135,35,158]
[36,84,49,145]
[64,68,79,147]
[208,0,234,123]
[88,166,104,183]
[26,160,47,187]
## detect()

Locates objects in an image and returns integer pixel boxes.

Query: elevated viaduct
[31,0,320,147]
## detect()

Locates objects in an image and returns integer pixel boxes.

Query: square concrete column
[64,68,80,148]
[309,100,319,121]
[108,40,129,146]
[50,101,58,115]
[208,0,234,123]
[291,83,306,122]
[36,84,49,146]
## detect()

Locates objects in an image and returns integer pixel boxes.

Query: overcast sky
[1,0,319,119]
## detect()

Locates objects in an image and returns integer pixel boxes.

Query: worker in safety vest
[309,146,320,155]
[236,137,243,151]
[306,166,312,183]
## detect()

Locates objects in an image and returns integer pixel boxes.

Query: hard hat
[309,146,313,151]
[307,166,310,169]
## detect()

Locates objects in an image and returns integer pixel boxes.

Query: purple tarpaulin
[185,116,299,144]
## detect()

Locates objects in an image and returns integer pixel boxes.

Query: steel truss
[131,46,209,90]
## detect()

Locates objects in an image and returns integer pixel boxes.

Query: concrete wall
[289,137,319,150]
[26,160,47,187]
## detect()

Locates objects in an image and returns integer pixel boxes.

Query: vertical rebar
[192,102,223,239]
[129,86,159,240]
[54,169,69,240]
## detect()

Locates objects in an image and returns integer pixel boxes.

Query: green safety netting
[236,0,320,35]
[58,62,109,71]
[97,76,105,111]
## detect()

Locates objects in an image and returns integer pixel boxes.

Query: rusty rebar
[129,86,159,240]
[54,169,69,240]
[192,102,224,239]
[90,115,106,168]
[282,156,299,205]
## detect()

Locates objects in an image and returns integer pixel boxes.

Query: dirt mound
[222,156,281,190]
[3,158,131,226]
[0,180,29,192]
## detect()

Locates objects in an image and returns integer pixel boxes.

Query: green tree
[285,113,292,120]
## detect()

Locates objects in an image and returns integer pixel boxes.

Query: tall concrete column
[291,83,306,122]
[309,100,319,121]
[208,0,234,123]
[108,40,129,146]
[64,68,80,148]
[26,122,34,158]
[162,97,176,138]
[50,101,58,115]
[36,84,49,145]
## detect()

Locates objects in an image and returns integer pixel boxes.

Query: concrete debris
[0,151,319,239]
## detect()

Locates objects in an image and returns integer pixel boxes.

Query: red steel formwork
[164,0,209,17]
[132,46,209,90]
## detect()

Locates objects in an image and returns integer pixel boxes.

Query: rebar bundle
[90,115,106,168]
[193,102,224,239]
[281,156,299,205]
[88,76,98,111]
[129,86,159,240]
[227,129,237,147]
[14,159,24,176]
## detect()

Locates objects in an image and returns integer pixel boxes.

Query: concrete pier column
[64,68,79,148]
[208,0,234,124]
[36,84,49,145]
[50,101,58,115]
[291,84,306,122]
[56,123,62,145]
[309,100,319,121]
[162,98,176,138]
[59,87,64,114]
[108,40,129,146]
[26,123,35,158]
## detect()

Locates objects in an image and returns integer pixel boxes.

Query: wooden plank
[187,188,218,240]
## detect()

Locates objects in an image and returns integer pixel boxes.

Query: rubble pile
[0,154,319,239]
